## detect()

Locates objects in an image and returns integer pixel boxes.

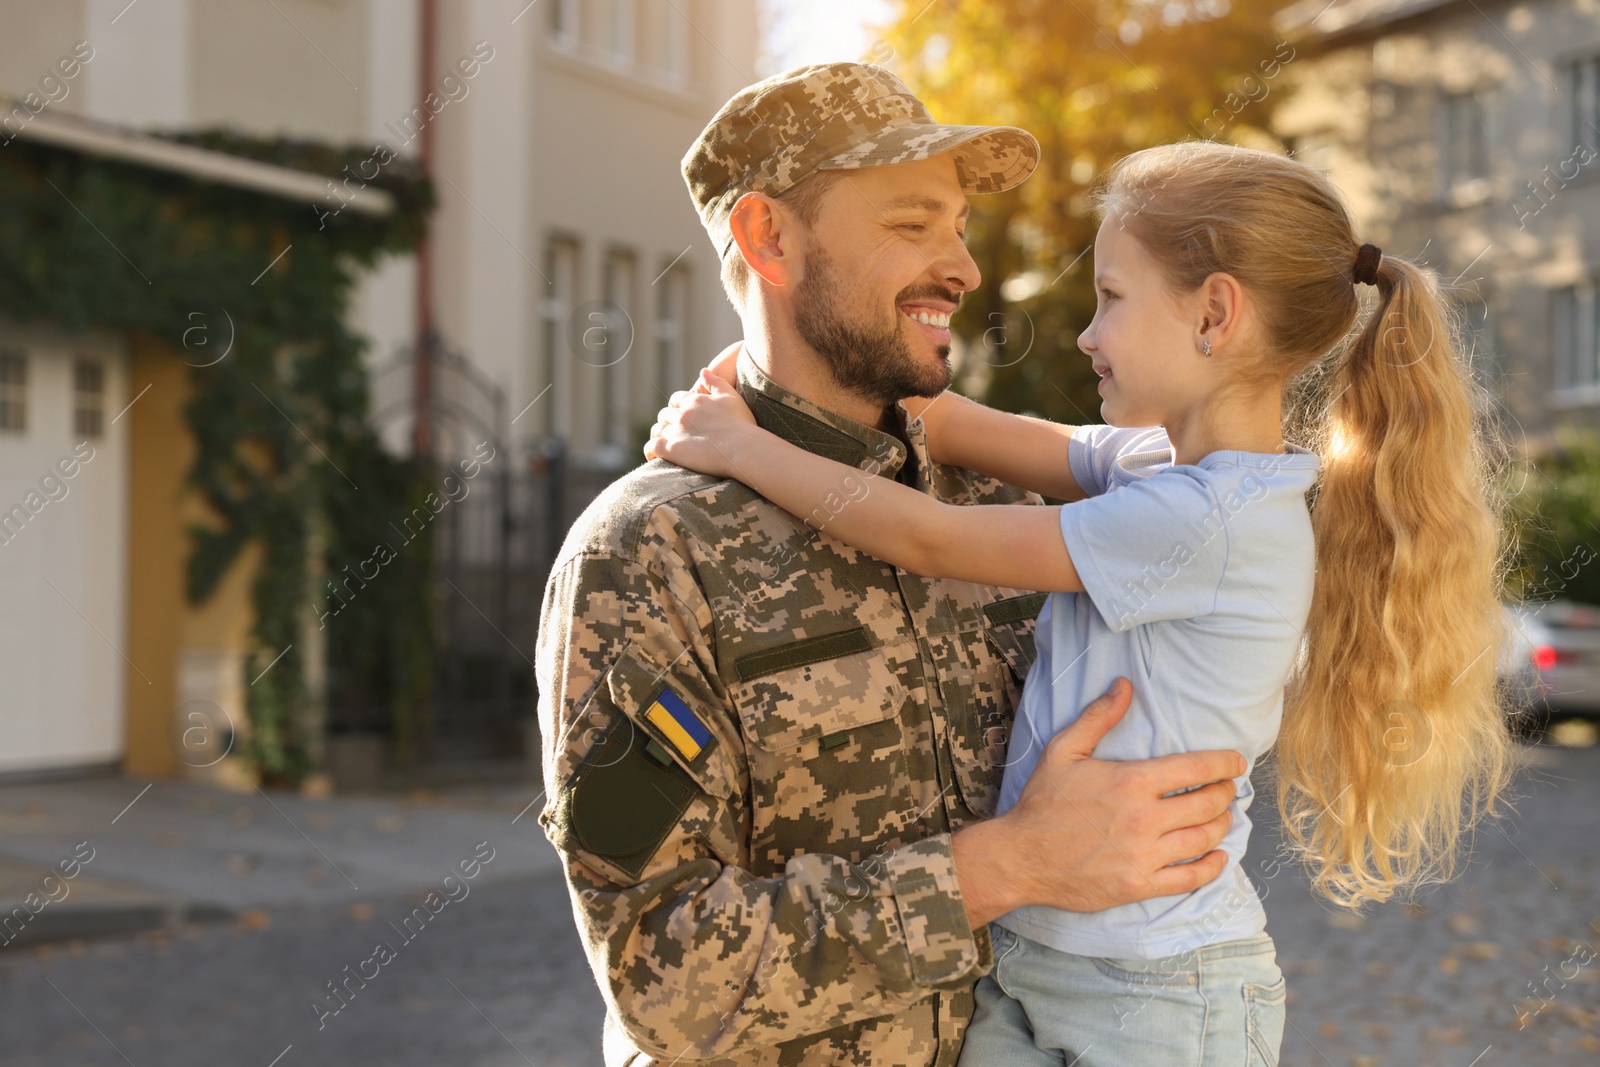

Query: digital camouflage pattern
[681,61,1040,258]
[537,355,1049,1065]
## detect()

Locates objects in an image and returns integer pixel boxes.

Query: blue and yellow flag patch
[644,688,712,762]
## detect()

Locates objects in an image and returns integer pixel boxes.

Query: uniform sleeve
[1059,469,1230,633]
[535,533,989,1060]
[1068,424,1171,497]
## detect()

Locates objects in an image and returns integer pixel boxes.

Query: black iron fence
[426,444,619,764]
[334,334,625,775]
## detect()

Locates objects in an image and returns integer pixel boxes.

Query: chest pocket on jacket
[941,592,1048,820]
[982,592,1047,683]
[729,628,917,871]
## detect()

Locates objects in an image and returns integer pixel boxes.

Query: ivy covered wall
[0,129,437,786]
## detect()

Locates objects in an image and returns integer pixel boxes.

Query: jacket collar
[735,349,932,488]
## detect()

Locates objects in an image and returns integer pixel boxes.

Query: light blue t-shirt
[994,423,1322,960]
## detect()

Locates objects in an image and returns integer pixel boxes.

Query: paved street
[1257,738,1600,1067]
[1,737,1596,1066]
[0,774,604,1066]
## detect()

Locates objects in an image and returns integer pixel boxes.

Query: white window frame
[73,355,105,439]
[1438,88,1492,205]
[1566,53,1600,153]
[549,0,580,50]
[600,248,638,455]
[654,261,689,400]
[540,236,581,439]
[1551,282,1600,407]
[660,0,689,86]
[608,0,637,65]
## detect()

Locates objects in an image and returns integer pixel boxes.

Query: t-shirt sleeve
[1059,469,1229,633]
[1068,424,1172,497]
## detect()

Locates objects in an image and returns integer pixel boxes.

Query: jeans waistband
[1125,931,1277,968]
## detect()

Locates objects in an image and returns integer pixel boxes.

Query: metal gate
[361,333,618,768]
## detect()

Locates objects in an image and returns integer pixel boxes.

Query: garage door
[0,326,127,776]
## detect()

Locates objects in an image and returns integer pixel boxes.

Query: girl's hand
[703,341,741,392]
[644,370,757,477]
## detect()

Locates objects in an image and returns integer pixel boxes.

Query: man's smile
[899,301,954,343]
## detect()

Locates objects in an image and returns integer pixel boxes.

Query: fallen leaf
[222,853,259,876]
[1558,1005,1593,1028]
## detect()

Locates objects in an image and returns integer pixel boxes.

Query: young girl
[647,141,1514,1066]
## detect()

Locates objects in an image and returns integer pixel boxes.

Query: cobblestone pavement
[1,739,1595,1066]
[1260,738,1600,1067]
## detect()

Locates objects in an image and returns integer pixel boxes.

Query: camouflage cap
[682,62,1040,259]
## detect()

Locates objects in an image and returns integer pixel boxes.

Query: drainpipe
[411,0,437,460]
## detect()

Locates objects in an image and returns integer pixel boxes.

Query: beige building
[0,105,399,781]
[0,0,757,778]
[1273,0,1600,450]
[3,0,754,461]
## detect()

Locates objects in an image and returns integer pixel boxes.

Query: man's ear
[729,191,794,289]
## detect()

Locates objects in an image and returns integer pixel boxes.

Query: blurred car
[1499,599,1600,720]
[1497,602,1539,715]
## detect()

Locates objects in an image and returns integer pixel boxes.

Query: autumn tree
[878,0,1301,427]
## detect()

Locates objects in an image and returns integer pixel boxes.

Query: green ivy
[0,129,436,786]
[1506,425,1600,609]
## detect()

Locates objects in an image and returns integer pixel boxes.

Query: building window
[541,236,580,438]
[609,0,637,64]
[655,263,689,398]
[661,0,689,85]
[73,357,104,438]
[0,350,26,432]
[1553,284,1599,393]
[600,249,638,450]
[549,0,580,48]
[1566,54,1600,152]
[1440,90,1490,196]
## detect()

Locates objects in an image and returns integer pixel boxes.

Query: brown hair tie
[1353,243,1383,286]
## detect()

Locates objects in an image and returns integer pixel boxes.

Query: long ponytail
[1276,254,1515,906]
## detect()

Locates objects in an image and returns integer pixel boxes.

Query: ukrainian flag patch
[644,687,712,762]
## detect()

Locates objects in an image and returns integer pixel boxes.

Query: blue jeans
[957,924,1287,1067]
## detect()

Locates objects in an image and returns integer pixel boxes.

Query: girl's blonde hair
[1092,141,1516,908]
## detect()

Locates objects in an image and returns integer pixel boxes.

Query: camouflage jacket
[536,355,1047,1066]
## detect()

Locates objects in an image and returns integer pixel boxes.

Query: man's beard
[792,244,954,407]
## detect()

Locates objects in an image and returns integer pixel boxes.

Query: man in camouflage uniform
[536,63,1243,1066]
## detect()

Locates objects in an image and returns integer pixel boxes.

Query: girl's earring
[1200,339,1213,358]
